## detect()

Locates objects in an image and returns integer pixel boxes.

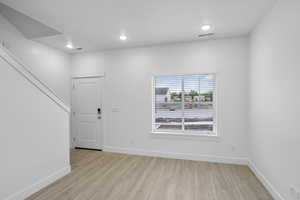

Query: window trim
[151,73,218,137]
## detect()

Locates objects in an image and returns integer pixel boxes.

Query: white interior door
[72,77,103,150]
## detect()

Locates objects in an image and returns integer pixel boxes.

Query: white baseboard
[104,146,248,165]
[5,165,71,200]
[248,160,284,200]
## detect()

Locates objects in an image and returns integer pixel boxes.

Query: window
[152,74,216,136]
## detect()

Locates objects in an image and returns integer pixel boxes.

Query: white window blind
[152,74,216,135]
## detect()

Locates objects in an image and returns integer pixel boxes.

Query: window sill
[150,131,220,141]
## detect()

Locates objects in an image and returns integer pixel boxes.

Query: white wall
[72,37,249,162]
[0,13,71,199]
[0,14,71,105]
[249,0,300,199]
[0,53,70,200]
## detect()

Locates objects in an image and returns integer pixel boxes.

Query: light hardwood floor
[27,149,273,200]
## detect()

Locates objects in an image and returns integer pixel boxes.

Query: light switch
[112,107,120,112]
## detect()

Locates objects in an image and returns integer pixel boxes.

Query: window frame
[151,73,218,137]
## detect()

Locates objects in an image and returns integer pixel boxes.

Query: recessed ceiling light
[201,24,211,31]
[66,43,74,49]
[120,35,127,41]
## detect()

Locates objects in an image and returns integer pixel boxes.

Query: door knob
[97,108,101,114]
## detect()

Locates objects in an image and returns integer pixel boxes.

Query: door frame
[71,75,104,150]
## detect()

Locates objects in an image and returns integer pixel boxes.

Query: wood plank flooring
[27,149,273,200]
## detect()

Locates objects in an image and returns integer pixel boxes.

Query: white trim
[103,146,248,165]
[72,74,105,79]
[150,131,220,141]
[0,44,70,113]
[248,160,285,200]
[4,165,71,200]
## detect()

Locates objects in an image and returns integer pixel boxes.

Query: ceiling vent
[198,33,214,38]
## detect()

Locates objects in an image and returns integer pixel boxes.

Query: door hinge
[73,137,76,142]
[72,84,76,89]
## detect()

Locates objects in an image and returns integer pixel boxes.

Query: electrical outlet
[296,191,300,200]
[290,186,296,198]
[290,186,300,199]
[231,145,236,152]
[130,140,135,146]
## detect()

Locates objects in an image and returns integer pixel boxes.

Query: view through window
[153,74,216,135]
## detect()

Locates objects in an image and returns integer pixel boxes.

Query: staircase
[0,43,71,200]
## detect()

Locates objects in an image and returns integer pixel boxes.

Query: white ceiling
[0,0,275,52]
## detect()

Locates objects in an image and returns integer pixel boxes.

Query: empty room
[0,0,299,199]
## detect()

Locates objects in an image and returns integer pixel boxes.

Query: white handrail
[0,42,70,113]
